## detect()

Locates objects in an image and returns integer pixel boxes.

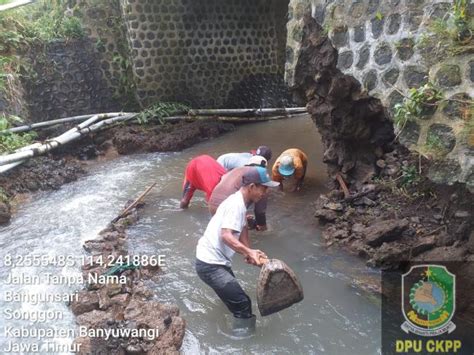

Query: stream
[0,116,381,354]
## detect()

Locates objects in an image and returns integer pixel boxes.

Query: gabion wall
[120,0,291,108]
[23,39,122,121]
[286,0,473,189]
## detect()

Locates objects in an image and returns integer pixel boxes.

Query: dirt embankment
[314,145,473,268]
[0,120,234,224]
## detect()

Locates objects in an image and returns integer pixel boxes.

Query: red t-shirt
[184,155,226,200]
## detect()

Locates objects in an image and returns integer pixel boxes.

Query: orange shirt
[272,148,308,183]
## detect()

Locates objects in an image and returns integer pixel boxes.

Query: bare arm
[220,228,265,265]
[240,226,250,248]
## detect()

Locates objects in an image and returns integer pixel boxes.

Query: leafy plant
[375,11,384,21]
[400,165,419,187]
[425,132,446,155]
[393,83,443,129]
[0,114,37,153]
[137,102,190,125]
[0,187,8,204]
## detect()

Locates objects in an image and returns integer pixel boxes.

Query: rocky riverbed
[0,120,234,225]
[314,144,473,270]
[71,203,186,354]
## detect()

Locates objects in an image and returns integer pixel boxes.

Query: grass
[137,102,190,125]
[0,114,37,154]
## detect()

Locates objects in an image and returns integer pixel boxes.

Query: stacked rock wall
[286,0,473,189]
[1,0,137,123]
[23,39,123,121]
[120,0,291,108]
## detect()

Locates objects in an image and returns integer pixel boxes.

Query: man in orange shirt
[272,148,308,192]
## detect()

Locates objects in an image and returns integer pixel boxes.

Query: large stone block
[427,159,462,185]
[435,64,462,88]
[337,51,354,70]
[403,65,428,88]
[396,38,415,61]
[399,120,420,146]
[363,70,378,91]
[386,13,401,35]
[331,26,349,48]
[257,259,304,316]
[371,16,384,39]
[427,124,457,153]
[353,25,365,42]
[374,43,392,65]
[443,93,472,121]
[382,67,399,86]
[356,44,370,69]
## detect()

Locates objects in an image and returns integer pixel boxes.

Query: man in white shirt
[195,166,279,322]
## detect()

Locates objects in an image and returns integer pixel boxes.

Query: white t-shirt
[217,152,252,171]
[196,190,247,267]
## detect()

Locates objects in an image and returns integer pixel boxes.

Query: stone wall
[120,0,291,108]
[1,0,137,123]
[286,0,473,190]
[23,39,123,121]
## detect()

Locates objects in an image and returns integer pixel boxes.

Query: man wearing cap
[209,155,269,231]
[217,145,272,171]
[195,166,279,325]
[272,148,308,192]
[180,155,226,209]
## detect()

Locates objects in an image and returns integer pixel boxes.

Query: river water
[0,115,381,354]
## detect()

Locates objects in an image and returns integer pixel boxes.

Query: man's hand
[180,199,189,209]
[256,224,267,232]
[245,249,267,266]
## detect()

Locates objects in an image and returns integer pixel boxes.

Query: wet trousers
[195,259,253,318]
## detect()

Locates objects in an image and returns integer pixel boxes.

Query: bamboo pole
[111,182,157,223]
[1,112,135,135]
[188,107,307,117]
[162,112,308,123]
[0,113,136,167]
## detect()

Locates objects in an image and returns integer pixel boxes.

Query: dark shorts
[195,259,253,319]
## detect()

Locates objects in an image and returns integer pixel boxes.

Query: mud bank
[0,120,234,224]
[315,145,473,270]
[70,201,185,353]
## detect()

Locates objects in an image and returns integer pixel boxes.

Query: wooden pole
[111,182,157,223]
[336,173,350,198]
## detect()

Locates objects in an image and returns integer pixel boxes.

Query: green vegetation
[424,132,446,156]
[0,187,8,204]
[137,102,190,125]
[400,165,420,187]
[0,114,36,153]
[375,11,384,21]
[0,1,86,96]
[393,83,444,129]
[417,0,473,58]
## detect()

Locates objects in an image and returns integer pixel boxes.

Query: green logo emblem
[401,264,456,336]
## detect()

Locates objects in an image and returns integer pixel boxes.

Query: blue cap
[242,167,280,187]
[278,155,295,176]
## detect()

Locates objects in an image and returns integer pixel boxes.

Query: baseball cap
[242,167,280,187]
[255,146,272,161]
[278,155,295,176]
[246,155,267,167]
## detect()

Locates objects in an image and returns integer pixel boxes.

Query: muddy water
[0,115,381,353]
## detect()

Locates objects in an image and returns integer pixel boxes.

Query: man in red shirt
[180,155,226,209]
